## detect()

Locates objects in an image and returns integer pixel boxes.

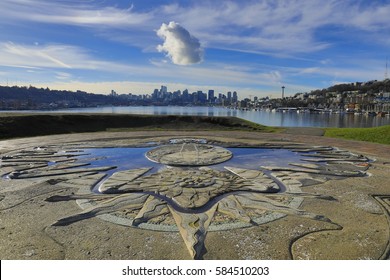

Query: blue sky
[0,0,389,98]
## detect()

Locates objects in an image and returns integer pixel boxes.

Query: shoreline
[0,113,280,140]
[2,113,390,145]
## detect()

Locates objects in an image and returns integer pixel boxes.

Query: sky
[0,0,389,98]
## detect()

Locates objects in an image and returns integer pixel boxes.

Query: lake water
[3,106,390,128]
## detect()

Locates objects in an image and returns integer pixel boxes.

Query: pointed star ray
[217,196,251,223]
[52,193,149,226]
[236,193,335,225]
[132,195,170,226]
[168,204,218,260]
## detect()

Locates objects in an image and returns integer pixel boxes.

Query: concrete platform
[0,130,389,260]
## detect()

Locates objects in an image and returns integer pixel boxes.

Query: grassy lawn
[325,125,390,145]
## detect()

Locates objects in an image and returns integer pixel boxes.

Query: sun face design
[1,139,371,259]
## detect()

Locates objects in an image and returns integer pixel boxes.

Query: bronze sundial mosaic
[1,138,372,259]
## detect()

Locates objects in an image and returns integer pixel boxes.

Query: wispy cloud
[159,0,390,54]
[0,0,152,28]
[55,71,73,80]
[0,41,278,85]
[346,2,390,31]
[1,0,390,54]
[0,42,85,69]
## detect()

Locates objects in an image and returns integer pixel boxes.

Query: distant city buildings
[134,85,240,106]
[0,84,242,110]
[241,79,390,113]
[1,79,389,113]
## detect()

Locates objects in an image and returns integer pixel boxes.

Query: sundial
[145,142,232,166]
[0,138,375,259]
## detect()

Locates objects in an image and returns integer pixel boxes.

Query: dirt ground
[0,129,389,260]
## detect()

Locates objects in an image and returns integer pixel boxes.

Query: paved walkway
[283,127,325,136]
[281,131,390,160]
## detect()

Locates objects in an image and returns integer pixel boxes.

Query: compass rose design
[1,139,371,259]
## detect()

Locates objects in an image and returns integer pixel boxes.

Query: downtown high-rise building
[227,91,232,103]
[208,90,215,103]
[233,91,238,103]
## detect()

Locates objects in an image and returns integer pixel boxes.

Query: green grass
[325,125,390,145]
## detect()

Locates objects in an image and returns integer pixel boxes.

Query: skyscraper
[152,89,159,100]
[183,89,189,102]
[160,85,168,98]
[232,91,238,103]
[227,91,232,103]
[208,90,215,103]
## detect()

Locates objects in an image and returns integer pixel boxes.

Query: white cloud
[160,0,390,55]
[347,2,390,31]
[2,0,390,56]
[55,72,73,80]
[0,0,152,28]
[0,42,87,69]
[158,1,336,54]
[156,21,203,65]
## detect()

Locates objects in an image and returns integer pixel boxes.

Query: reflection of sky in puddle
[76,147,306,177]
[214,148,303,170]
[77,148,162,177]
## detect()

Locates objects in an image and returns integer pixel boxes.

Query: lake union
[37,106,390,128]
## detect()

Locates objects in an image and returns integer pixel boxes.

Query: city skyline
[147,85,239,104]
[0,0,389,98]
